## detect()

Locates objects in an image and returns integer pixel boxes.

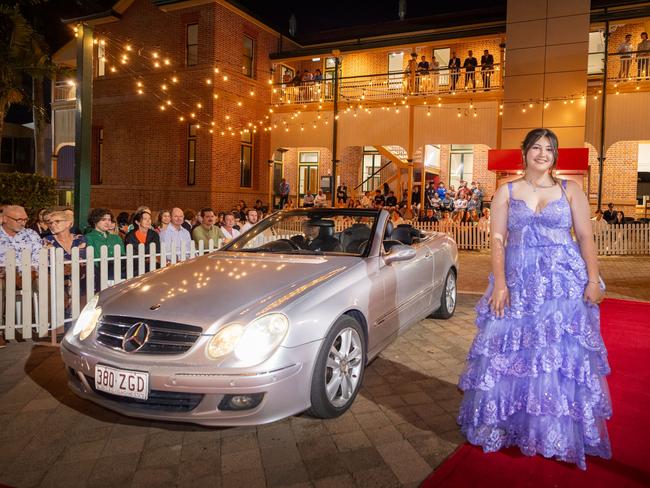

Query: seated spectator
[361,191,372,208]
[441,194,455,213]
[419,208,438,223]
[254,199,268,215]
[428,191,441,211]
[156,209,171,233]
[439,211,455,228]
[390,208,404,226]
[160,207,192,258]
[603,203,616,223]
[467,194,480,213]
[373,189,385,207]
[220,212,240,244]
[478,207,491,232]
[124,209,160,254]
[43,210,87,324]
[284,198,296,210]
[436,182,447,200]
[464,209,479,223]
[31,208,52,238]
[116,212,130,240]
[86,208,125,284]
[192,208,222,248]
[591,209,609,233]
[240,208,259,233]
[183,209,197,232]
[613,211,625,226]
[314,189,327,207]
[303,191,315,207]
[385,191,398,207]
[0,204,42,280]
[447,185,456,200]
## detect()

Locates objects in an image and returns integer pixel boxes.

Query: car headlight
[206,323,244,360]
[234,313,289,363]
[72,294,102,341]
[206,313,289,364]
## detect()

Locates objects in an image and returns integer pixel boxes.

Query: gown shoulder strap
[507,181,513,199]
[561,178,568,189]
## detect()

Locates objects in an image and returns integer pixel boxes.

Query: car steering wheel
[276,238,302,250]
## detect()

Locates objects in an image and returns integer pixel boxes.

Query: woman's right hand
[488,285,510,318]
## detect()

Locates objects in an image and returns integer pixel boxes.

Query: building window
[433,48,450,85]
[240,130,253,187]
[97,43,106,77]
[588,31,605,75]
[298,151,319,199]
[362,146,382,192]
[638,143,650,204]
[187,124,197,185]
[387,52,404,90]
[449,144,473,189]
[242,36,255,77]
[186,24,198,66]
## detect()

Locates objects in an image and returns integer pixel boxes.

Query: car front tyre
[308,315,366,419]
[432,268,457,319]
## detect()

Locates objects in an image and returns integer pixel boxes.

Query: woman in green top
[86,208,125,288]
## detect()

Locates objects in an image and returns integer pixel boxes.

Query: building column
[501,0,590,149]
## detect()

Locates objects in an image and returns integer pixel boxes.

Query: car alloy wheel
[325,327,363,408]
[433,269,457,319]
[308,315,366,418]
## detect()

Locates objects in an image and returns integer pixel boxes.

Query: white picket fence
[1,223,648,344]
[0,239,221,344]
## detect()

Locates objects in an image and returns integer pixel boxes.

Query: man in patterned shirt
[0,205,42,347]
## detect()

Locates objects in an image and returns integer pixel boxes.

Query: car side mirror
[383,244,416,264]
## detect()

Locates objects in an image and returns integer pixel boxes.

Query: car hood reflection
[100,253,357,331]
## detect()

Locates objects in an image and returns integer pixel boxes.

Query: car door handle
[425,252,433,258]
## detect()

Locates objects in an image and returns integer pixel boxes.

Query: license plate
[94,364,149,400]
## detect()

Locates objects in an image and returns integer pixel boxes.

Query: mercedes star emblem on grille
[122,322,151,352]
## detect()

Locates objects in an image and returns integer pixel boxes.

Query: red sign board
[488,148,589,172]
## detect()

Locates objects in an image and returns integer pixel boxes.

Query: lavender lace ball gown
[457,180,612,470]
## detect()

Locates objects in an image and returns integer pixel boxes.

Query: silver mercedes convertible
[61,208,458,426]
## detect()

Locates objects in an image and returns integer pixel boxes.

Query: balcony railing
[589,50,650,85]
[54,81,76,102]
[272,64,503,105]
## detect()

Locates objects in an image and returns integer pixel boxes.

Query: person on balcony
[313,69,323,82]
[430,55,440,92]
[405,52,418,94]
[617,33,634,79]
[417,54,430,92]
[637,32,650,80]
[448,52,461,91]
[480,49,494,90]
[463,50,478,91]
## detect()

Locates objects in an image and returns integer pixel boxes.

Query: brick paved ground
[0,253,648,487]
[0,295,477,488]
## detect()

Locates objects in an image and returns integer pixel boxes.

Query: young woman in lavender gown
[457,128,611,470]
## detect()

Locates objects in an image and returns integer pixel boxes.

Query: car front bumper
[60,339,321,426]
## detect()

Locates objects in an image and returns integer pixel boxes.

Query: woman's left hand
[584,282,604,305]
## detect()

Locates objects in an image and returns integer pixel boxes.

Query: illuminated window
[242,36,254,77]
[187,24,198,66]
[240,131,253,187]
[187,124,198,185]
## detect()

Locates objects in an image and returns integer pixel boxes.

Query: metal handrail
[354,161,393,192]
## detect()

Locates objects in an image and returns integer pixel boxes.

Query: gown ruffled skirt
[457,184,612,470]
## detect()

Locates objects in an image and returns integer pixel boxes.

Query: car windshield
[222,209,379,256]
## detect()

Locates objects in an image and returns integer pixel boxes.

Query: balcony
[54,81,76,102]
[271,64,503,105]
[589,50,650,92]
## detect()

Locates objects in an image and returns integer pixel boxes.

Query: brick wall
[91,0,278,214]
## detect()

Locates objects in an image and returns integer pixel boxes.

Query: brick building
[52,0,650,217]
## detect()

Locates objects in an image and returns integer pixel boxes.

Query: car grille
[85,375,204,412]
[96,315,202,355]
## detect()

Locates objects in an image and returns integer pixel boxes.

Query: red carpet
[422,298,650,488]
